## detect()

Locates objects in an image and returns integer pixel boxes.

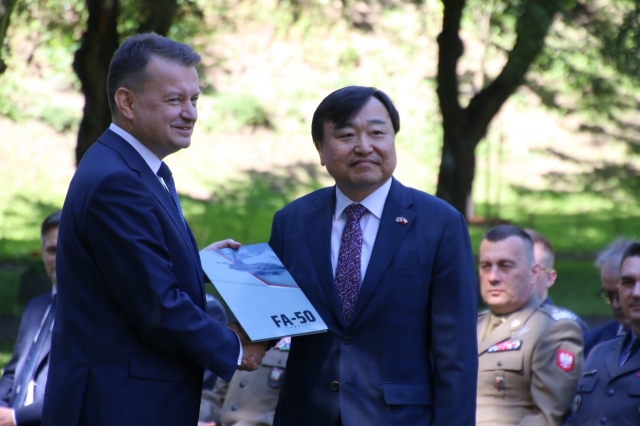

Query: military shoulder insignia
[487,339,522,353]
[557,349,575,372]
[551,308,578,321]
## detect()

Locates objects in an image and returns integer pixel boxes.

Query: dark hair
[483,224,534,262]
[620,242,640,269]
[311,86,400,148]
[524,228,554,267]
[41,210,62,242]
[484,225,532,245]
[107,33,201,116]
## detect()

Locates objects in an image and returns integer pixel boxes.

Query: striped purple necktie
[335,203,367,323]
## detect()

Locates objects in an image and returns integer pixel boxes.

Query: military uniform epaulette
[538,304,579,322]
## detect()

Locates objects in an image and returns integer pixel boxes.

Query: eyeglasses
[598,288,619,305]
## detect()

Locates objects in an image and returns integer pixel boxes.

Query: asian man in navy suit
[42,34,267,426]
[0,211,60,426]
[269,86,478,425]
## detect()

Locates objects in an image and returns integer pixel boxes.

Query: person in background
[524,229,589,335]
[0,210,61,426]
[199,337,289,426]
[584,238,635,357]
[564,242,640,426]
[477,225,583,426]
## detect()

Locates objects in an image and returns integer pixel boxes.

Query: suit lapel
[99,130,203,294]
[605,336,624,378]
[611,333,640,378]
[349,179,415,325]
[303,189,344,326]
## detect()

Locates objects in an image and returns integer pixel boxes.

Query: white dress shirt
[330,178,393,284]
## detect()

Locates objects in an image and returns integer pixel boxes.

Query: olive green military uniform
[477,295,584,426]
[199,341,289,426]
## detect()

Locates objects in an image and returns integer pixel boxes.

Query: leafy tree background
[0,0,637,329]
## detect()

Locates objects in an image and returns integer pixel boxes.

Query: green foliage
[337,44,360,70]
[198,92,273,131]
[184,163,322,245]
[0,341,15,364]
[0,263,32,317]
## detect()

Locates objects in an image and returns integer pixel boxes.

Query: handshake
[228,321,269,371]
[204,239,270,372]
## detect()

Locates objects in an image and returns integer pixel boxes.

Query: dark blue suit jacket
[583,319,621,358]
[0,293,52,425]
[42,129,240,426]
[269,179,478,425]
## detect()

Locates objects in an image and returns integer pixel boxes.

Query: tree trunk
[136,0,179,36]
[0,0,18,74]
[435,0,561,218]
[73,0,120,165]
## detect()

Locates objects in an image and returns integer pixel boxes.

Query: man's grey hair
[595,238,636,269]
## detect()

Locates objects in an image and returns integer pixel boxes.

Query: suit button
[342,335,351,344]
[331,381,339,391]
[231,405,239,411]
[607,388,614,396]
[497,361,503,366]
[239,381,247,388]
[600,417,607,424]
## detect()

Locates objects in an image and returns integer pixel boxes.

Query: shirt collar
[109,123,162,174]
[334,178,392,220]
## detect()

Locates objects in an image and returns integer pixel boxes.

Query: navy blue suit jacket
[269,179,479,425]
[42,130,240,426]
[0,293,52,425]
[583,319,621,358]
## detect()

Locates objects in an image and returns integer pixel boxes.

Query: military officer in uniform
[564,242,640,426]
[477,225,584,426]
[199,337,290,426]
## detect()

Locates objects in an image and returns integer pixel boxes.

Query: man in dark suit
[42,34,266,426]
[268,86,478,425]
[584,238,634,357]
[564,242,640,425]
[0,211,60,426]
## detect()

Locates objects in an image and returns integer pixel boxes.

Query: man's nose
[182,101,197,122]
[354,133,373,153]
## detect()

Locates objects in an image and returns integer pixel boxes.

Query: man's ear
[547,269,558,288]
[531,264,541,285]
[114,88,136,121]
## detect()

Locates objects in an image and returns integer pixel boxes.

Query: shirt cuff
[236,333,243,365]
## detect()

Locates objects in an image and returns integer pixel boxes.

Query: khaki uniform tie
[485,315,505,339]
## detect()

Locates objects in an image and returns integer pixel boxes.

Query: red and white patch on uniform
[556,349,575,372]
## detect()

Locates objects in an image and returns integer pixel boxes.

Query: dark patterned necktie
[335,203,367,323]
[12,295,56,409]
[157,162,186,228]
[620,337,640,367]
